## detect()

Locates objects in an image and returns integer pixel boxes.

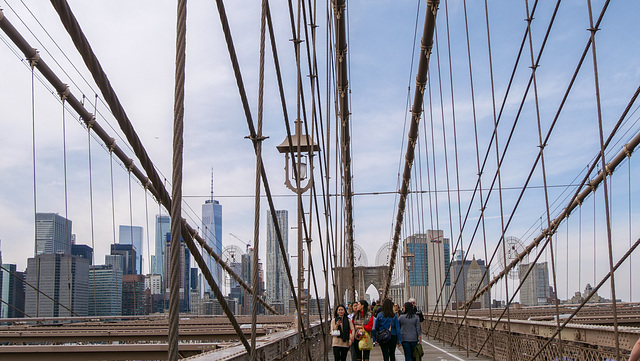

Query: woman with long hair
[352,299,374,361]
[331,304,354,361]
[375,299,402,361]
[398,301,421,361]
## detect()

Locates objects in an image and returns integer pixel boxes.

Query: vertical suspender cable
[586,0,619,357]
[88,95,97,316]
[29,54,39,317]
[60,89,73,316]
[168,0,187,359]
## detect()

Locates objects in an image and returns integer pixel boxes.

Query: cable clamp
[58,84,70,102]
[28,50,41,68]
[624,143,632,158]
[0,8,4,21]
[126,158,135,172]
[107,137,116,153]
[245,134,269,142]
[87,114,96,129]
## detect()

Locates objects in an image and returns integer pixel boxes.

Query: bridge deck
[328,335,490,361]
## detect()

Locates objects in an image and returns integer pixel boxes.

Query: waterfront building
[110,244,137,275]
[153,215,170,282]
[519,261,550,306]
[122,274,146,315]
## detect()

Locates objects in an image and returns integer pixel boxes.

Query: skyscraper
[25,253,89,317]
[165,233,191,312]
[35,213,72,255]
[266,210,290,314]
[0,264,25,318]
[451,254,490,309]
[202,199,222,293]
[110,244,137,275]
[404,230,451,313]
[119,225,144,274]
[153,215,170,279]
[519,262,550,306]
[88,255,123,316]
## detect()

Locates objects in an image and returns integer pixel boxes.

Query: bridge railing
[425,314,639,361]
[186,319,329,361]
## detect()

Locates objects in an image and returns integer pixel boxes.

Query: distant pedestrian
[331,305,354,361]
[393,303,401,317]
[375,298,402,361]
[398,302,421,361]
[408,297,425,322]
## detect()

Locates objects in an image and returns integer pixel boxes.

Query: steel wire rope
[249,2,267,358]
[29,51,39,316]
[60,88,74,317]
[522,0,564,352]
[211,0,311,351]
[586,0,620,357]
[432,19,468,348]
[262,0,327,338]
[296,0,329,334]
[167,0,186,357]
[47,0,276,328]
[382,0,439,301]
[388,0,423,268]
[629,154,633,302]
[470,85,640,357]
[5,0,140,161]
[530,236,640,360]
[87,94,97,317]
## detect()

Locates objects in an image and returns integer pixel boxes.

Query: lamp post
[402,251,415,301]
[277,119,319,352]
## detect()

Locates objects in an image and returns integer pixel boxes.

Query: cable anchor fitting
[58,84,70,102]
[28,50,41,68]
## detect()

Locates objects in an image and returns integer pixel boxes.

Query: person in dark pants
[375,299,402,361]
[352,300,374,361]
[331,304,354,361]
[398,302,421,361]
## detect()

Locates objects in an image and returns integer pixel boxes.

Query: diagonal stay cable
[47,0,254,352]
[212,0,312,346]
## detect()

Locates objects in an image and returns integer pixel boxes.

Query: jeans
[350,343,357,361]
[379,335,398,361]
[333,346,349,361]
[401,341,418,361]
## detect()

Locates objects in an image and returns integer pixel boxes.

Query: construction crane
[228,233,251,253]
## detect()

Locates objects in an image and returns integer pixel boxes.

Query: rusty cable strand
[168,0,187,358]
[462,0,620,310]
[44,0,276,315]
[250,1,268,358]
[529,237,640,360]
[383,0,440,300]
[586,0,620,359]
[523,0,565,355]
[212,0,310,342]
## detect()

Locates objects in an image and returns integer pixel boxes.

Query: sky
[1,0,640,304]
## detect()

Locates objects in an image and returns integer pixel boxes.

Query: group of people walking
[331,298,423,361]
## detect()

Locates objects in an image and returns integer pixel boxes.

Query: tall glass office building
[35,213,72,255]
[202,199,222,293]
[119,225,144,274]
[405,230,450,313]
[88,255,123,316]
[266,210,289,314]
[154,215,170,280]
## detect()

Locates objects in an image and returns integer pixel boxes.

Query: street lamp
[276,118,319,338]
[276,119,320,193]
[402,251,415,301]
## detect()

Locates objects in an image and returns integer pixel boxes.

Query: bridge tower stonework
[335,266,389,304]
